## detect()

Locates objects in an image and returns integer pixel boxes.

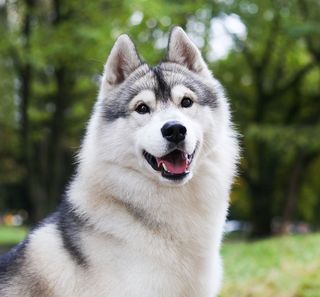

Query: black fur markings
[57,199,88,267]
[152,66,171,101]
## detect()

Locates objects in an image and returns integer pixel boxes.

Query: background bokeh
[0,0,320,296]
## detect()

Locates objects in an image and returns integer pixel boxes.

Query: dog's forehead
[102,63,218,121]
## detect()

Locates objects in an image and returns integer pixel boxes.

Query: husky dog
[0,27,239,297]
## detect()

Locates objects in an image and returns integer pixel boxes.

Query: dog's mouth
[143,149,196,180]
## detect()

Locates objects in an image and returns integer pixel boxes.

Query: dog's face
[91,27,228,186]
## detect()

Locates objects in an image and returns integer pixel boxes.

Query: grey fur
[102,64,152,121]
[56,199,88,267]
[102,63,218,122]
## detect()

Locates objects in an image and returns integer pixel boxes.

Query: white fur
[66,73,237,296]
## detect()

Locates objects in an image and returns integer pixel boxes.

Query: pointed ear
[103,34,141,87]
[167,27,210,77]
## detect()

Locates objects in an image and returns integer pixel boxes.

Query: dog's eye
[181,97,193,108]
[135,103,150,114]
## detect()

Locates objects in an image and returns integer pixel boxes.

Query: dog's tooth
[162,163,169,172]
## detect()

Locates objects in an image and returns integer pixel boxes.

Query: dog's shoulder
[0,200,86,296]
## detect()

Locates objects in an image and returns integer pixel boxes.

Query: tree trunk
[44,0,75,213]
[46,67,69,212]
[249,183,273,238]
[280,151,318,233]
[247,141,278,238]
[18,0,36,222]
[280,152,304,233]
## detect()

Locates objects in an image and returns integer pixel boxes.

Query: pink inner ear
[104,35,142,86]
[167,28,204,74]
[182,44,198,71]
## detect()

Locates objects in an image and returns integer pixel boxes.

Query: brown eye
[181,97,193,108]
[135,103,150,114]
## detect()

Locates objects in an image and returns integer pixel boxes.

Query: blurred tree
[212,0,320,236]
[1,0,132,221]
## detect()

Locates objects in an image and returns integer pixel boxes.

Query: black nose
[161,121,187,144]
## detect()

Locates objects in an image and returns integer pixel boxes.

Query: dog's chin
[159,170,193,186]
[142,147,197,186]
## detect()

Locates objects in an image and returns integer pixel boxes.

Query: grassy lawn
[221,233,320,297]
[0,226,28,246]
[0,226,319,296]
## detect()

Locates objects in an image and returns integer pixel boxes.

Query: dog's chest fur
[18,165,228,297]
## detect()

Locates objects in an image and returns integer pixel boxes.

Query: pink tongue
[156,151,188,174]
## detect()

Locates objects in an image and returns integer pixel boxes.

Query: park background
[0,0,320,296]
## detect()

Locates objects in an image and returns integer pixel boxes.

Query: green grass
[1,226,319,296]
[0,226,28,246]
[221,233,320,297]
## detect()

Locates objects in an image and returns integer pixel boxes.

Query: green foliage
[212,0,320,234]
[245,124,320,153]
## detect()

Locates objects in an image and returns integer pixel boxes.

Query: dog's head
[84,27,231,186]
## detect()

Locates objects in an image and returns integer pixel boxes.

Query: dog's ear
[167,27,210,77]
[103,34,141,88]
